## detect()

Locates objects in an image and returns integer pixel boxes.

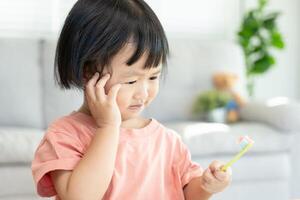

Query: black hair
[54,0,169,90]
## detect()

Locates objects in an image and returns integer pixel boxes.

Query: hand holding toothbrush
[200,135,254,194]
[200,160,232,194]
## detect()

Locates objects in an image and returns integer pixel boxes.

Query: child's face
[101,44,162,121]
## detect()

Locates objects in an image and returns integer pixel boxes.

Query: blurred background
[0,0,299,199]
[0,0,299,99]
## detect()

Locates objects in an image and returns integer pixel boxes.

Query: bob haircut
[54,0,169,90]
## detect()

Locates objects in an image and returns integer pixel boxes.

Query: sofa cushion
[41,39,83,128]
[0,165,37,196]
[0,127,44,163]
[240,100,300,132]
[0,39,43,129]
[210,179,289,200]
[0,196,43,200]
[164,121,294,156]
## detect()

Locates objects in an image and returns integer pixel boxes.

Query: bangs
[125,16,169,69]
[102,0,169,69]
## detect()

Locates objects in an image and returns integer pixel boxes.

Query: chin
[121,114,137,122]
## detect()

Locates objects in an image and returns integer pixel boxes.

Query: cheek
[115,87,131,105]
[112,83,159,106]
[149,83,159,97]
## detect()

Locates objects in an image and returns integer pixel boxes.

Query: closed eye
[150,76,158,80]
[126,80,137,85]
[125,76,158,85]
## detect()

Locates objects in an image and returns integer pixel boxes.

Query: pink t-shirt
[31,111,203,200]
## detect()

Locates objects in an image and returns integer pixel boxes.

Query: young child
[31,0,232,199]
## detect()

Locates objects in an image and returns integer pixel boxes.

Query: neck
[77,99,150,129]
[78,102,92,116]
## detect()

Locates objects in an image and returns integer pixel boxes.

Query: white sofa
[0,36,299,200]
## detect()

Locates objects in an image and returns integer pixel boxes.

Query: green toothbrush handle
[221,143,253,172]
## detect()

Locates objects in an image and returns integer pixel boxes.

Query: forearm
[66,126,120,200]
[184,177,213,200]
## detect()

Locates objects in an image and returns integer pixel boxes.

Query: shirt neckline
[69,111,160,138]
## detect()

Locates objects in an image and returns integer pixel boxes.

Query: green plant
[192,90,232,115]
[237,0,285,97]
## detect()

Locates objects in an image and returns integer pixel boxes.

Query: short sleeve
[31,131,84,197]
[175,136,203,188]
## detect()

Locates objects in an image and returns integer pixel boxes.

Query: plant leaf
[262,12,280,30]
[271,31,285,49]
[250,54,275,74]
[243,11,260,35]
[259,0,268,9]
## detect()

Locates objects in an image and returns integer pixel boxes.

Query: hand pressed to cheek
[84,72,122,128]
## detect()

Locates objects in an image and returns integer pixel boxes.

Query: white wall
[148,0,241,40]
[0,0,77,38]
[297,2,300,100]
[147,0,300,100]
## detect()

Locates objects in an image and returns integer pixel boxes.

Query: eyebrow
[122,69,162,77]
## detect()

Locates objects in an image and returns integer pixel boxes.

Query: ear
[82,71,92,85]
[82,63,99,84]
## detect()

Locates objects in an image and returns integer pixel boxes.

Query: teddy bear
[212,72,246,123]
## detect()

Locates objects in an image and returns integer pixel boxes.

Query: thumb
[108,84,121,102]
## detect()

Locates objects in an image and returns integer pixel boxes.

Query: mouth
[128,104,144,111]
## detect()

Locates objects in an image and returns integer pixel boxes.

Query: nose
[134,81,149,100]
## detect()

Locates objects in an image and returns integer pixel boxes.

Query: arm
[51,126,119,200]
[184,177,212,200]
[51,72,122,200]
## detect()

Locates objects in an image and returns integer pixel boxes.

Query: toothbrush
[221,135,254,172]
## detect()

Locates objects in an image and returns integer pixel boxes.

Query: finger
[213,170,227,182]
[95,74,111,100]
[107,84,121,102]
[202,168,215,185]
[209,160,227,181]
[215,166,232,182]
[85,72,99,101]
[209,160,223,172]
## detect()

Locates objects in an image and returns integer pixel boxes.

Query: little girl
[31,0,232,199]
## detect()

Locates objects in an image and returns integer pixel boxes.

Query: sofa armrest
[240,98,300,132]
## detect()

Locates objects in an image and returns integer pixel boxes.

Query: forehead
[109,43,162,76]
